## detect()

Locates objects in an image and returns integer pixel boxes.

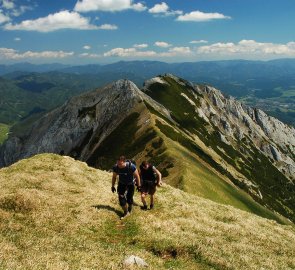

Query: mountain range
[1,74,294,224]
[1,59,294,128]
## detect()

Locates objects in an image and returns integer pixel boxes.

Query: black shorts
[141,181,157,195]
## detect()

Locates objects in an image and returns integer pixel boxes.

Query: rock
[123,255,148,267]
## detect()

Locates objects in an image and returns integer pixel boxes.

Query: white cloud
[190,40,208,44]
[11,5,34,17]
[197,40,295,57]
[148,2,182,16]
[160,46,192,57]
[1,0,14,9]
[103,46,193,58]
[97,23,118,30]
[14,37,20,41]
[74,0,146,12]
[131,2,147,11]
[149,2,169,13]
[0,47,74,59]
[79,52,101,58]
[104,47,157,57]
[0,11,10,23]
[177,11,231,22]
[4,10,117,32]
[83,45,91,50]
[133,43,148,48]
[154,41,172,48]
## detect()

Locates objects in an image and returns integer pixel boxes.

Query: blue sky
[0,0,295,64]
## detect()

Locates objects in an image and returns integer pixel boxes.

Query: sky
[0,0,295,64]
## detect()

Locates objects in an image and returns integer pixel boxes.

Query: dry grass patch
[0,154,294,269]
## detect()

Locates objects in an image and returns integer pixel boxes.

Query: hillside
[0,154,294,270]
[1,75,294,224]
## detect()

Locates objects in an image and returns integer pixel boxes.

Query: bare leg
[150,194,154,209]
[141,193,148,210]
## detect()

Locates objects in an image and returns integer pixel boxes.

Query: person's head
[141,160,149,170]
[117,155,126,168]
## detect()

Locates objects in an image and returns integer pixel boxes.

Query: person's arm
[111,172,117,192]
[133,169,141,188]
[153,167,162,186]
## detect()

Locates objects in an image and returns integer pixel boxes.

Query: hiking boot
[141,205,148,210]
[120,211,130,220]
[150,204,154,210]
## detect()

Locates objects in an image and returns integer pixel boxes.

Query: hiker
[139,161,162,210]
[112,156,141,218]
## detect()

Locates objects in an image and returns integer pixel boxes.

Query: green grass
[0,123,10,144]
[144,76,295,223]
[87,112,157,169]
[0,154,294,269]
[155,122,288,224]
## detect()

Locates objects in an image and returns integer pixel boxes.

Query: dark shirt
[113,162,136,185]
[140,165,156,182]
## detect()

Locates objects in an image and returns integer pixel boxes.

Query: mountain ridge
[1,74,294,223]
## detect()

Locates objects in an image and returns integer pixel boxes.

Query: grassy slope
[0,123,9,144]
[84,97,289,224]
[152,119,290,224]
[144,75,294,222]
[0,154,294,270]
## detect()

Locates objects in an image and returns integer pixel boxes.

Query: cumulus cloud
[190,40,208,44]
[132,2,147,11]
[197,40,295,56]
[4,10,117,32]
[133,43,148,48]
[177,11,231,22]
[104,47,157,57]
[0,47,74,59]
[148,2,182,16]
[154,41,172,48]
[0,11,10,24]
[74,0,146,12]
[149,2,169,13]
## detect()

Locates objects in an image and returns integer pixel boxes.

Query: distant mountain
[1,74,294,223]
[0,62,69,75]
[1,59,295,126]
[0,71,144,125]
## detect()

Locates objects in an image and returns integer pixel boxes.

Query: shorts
[141,181,157,195]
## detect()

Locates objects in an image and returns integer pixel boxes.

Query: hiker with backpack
[112,156,141,219]
[139,161,162,210]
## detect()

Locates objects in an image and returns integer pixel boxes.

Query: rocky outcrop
[0,80,144,167]
[193,84,295,182]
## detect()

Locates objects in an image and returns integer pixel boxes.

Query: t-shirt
[140,165,156,182]
[113,162,136,185]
